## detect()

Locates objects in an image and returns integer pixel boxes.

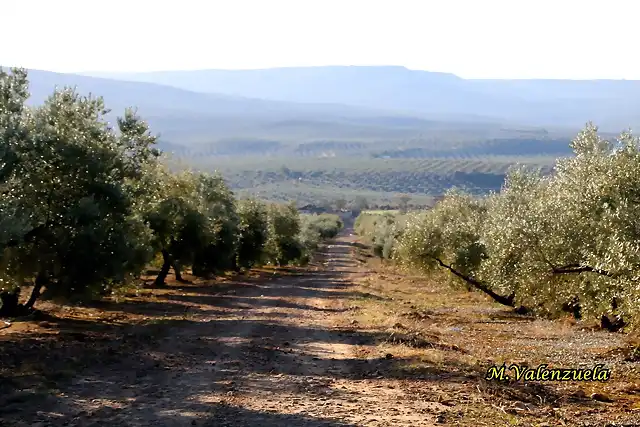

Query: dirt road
[4,231,640,426]
[1,233,444,426]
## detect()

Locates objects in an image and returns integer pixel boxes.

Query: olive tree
[235,198,269,270]
[297,213,343,262]
[145,170,204,286]
[191,173,240,277]
[393,124,640,329]
[264,202,304,266]
[393,189,518,307]
[477,125,640,327]
[0,69,160,314]
[0,68,31,313]
[146,170,240,284]
[537,125,640,326]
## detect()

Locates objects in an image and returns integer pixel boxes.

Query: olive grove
[0,68,342,316]
[358,124,640,330]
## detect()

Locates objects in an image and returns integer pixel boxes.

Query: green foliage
[395,190,487,276]
[397,194,412,213]
[143,169,239,281]
[375,123,640,327]
[353,196,369,211]
[264,202,304,266]
[0,68,158,301]
[304,214,343,239]
[334,198,348,211]
[0,69,338,314]
[145,171,202,266]
[297,213,344,262]
[235,198,269,269]
[355,212,408,260]
[190,173,240,276]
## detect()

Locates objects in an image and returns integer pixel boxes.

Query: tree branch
[4,220,58,248]
[432,257,515,307]
[552,263,615,278]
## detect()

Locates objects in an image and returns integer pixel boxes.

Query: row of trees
[310,194,412,214]
[356,124,640,331]
[355,212,406,260]
[219,157,514,206]
[0,68,342,316]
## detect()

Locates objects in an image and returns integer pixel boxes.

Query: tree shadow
[2,391,359,427]
[487,309,537,322]
[161,293,350,313]
[0,236,602,426]
[80,298,218,317]
[138,267,389,310]
[1,304,600,426]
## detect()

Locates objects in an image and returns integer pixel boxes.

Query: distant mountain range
[1,65,629,161]
[22,68,394,120]
[0,67,540,152]
[83,66,640,131]
[16,67,438,149]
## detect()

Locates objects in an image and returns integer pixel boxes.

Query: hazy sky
[3,0,637,79]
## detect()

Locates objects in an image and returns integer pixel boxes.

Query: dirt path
[1,232,444,426]
[4,231,640,426]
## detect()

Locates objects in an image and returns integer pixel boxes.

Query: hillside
[20,68,401,120]
[4,67,597,205]
[86,66,640,130]
[186,155,559,207]
[13,67,567,146]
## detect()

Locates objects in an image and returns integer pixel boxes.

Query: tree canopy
[357,123,640,330]
[0,68,343,316]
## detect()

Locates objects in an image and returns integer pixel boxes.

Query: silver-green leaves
[368,124,640,327]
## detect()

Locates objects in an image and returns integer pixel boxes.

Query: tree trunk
[24,272,47,310]
[601,314,625,332]
[172,262,190,283]
[0,289,21,317]
[562,296,582,320]
[155,249,172,287]
[601,298,625,332]
[230,256,241,273]
[553,263,615,278]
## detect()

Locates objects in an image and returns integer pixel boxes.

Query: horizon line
[4,64,634,82]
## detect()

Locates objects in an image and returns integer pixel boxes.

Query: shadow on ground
[0,239,596,426]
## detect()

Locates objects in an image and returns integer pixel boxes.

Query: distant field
[175,154,560,207]
[362,210,400,215]
[160,121,575,208]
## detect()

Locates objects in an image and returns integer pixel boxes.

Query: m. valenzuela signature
[485,364,611,382]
